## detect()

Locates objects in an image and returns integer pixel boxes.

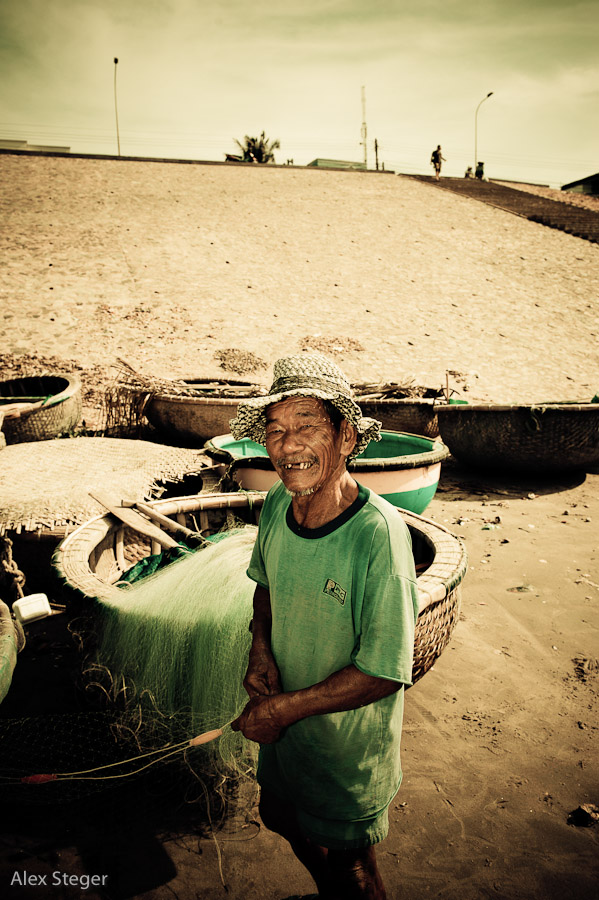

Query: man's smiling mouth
[277,458,317,471]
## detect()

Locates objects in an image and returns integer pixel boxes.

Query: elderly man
[230,354,419,900]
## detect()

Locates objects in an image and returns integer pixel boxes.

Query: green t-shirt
[247,481,419,821]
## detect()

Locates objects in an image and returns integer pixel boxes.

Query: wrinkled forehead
[265,395,329,423]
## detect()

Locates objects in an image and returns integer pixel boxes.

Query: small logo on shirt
[323,579,347,606]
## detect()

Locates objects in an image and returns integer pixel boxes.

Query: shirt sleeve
[246,484,279,588]
[247,526,269,588]
[351,517,419,686]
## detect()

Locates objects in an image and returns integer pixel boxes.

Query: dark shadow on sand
[436,455,587,502]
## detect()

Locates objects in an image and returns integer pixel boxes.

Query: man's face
[264,396,354,497]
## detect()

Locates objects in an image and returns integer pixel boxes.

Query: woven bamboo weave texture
[0,437,211,535]
[357,398,441,438]
[437,403,599,472]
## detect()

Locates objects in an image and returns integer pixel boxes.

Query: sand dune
[1,154,597,404]
[0,154,598,900]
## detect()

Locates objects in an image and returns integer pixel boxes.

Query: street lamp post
[474,91,493,172]
[113,57,121,157]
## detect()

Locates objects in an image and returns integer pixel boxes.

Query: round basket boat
[0,374,82,444]
[205,431,450,514]
[356,397,442,438]
[436,401,599,473]
[54,491,467,685]
[144,379,267,445]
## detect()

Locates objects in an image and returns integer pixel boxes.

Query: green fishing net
[89,527,258,770]
[0,527,260,826]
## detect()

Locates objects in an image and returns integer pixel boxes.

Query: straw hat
[229,354,381,461]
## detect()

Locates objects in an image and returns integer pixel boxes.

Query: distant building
[307,158,367,171]
[561,173,599,196]
[0,139,70,153]
[27,144,71,153]
[0,140,28,150]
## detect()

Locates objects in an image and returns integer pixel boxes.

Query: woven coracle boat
[436,401,599,473]
[356,397,441,438]
[54,492,467,684]
[143,379,267,444]
[0,374,82,444]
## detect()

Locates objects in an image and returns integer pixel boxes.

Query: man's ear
[340,420,358,458]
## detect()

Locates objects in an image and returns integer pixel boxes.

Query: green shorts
[295,805,389,850]
[257,748,390,850]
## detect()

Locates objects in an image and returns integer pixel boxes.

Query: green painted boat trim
[376,483,439,515]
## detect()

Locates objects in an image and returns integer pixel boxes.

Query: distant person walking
[430,145,446,181]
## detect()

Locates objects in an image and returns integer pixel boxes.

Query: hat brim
[229,388,381,461]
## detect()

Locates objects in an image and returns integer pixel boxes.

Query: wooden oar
[89,491,180,549]
[128,500,209,545]
[0,400,45,419]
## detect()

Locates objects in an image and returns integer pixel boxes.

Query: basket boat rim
[227,441,450,472]
[349,436,449,470]
[0,372,82,409]
[436,401,599,414]
[148,393,246,408]
[356,396,442,407]
[146,378,267,404]
[55,491,467,616]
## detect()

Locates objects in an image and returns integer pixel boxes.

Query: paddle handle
[131,501,207,543]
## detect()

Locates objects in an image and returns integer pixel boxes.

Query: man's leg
[327,846,387,900]
[259,787,331,895]
[259,788,387,899]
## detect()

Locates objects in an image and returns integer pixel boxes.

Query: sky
[1,0,597,187]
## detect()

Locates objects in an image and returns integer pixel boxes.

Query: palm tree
[234,131,280,164]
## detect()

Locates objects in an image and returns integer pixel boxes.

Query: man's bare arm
[232,663,401,744]
[243,585,282,698]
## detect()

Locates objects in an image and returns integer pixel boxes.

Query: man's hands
[232,585,286,743]
[232,642,286,742]
[243,642,282,698]
[231,694,286,744]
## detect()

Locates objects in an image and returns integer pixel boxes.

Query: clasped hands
[231,643,288,744]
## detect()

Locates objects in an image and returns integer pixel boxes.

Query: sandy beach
[0,153,598,900]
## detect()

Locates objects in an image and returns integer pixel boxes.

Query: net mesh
[0,528,259,829]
